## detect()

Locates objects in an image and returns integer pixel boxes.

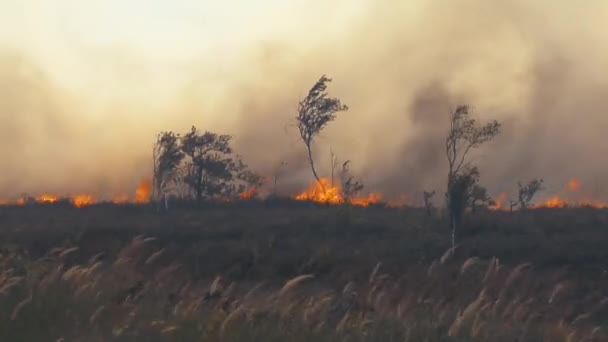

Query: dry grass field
[1,202,607,341]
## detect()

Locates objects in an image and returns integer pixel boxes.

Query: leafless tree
[339,161,364,203]
[445,105,501,249]
[423,190,436,216]
[272,161,288,196]
[330,148,339,188]
[509,200,518,212]
[296,75,348,190]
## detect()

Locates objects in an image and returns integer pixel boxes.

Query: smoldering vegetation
[1,0,608,201]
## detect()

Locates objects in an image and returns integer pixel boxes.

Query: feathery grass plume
[88,252,106,264]
[11,292,33,320]
[482,257,500,283]
[369,262,382,284]
[59,247,79,258]
[335,312,351,333]
[427,260,439,276]
[440,245,459,264]
[448,288,487,337]
[278,274,314,298]
[572,312,592,326]
[566,329,578,342]
[160,326,179,335]
[220,305,244,338]
[89,305,105,324]
[145,248,165,265]
[460,257,482,275]
[209,275,223,297]
[549,282,568,304]
[504,263,532,290]
[61,265,84,282]
[0,276,23,295]
[84,261,103,277]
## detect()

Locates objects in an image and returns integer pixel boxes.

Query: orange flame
[134,179,151,203]
[489,192,508,211]
[36,194,58,204]
[293,178,381,207]
[71,194,95,208]
[567,178,581,192]
[239,187,258,200]
[111,194,130,204]
[532,179,607,209]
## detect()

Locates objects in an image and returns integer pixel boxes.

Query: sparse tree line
[152,127,262,204]
[153,75,547,247]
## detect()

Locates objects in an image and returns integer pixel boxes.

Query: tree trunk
[451,215,457,251]
[307,145,325,191]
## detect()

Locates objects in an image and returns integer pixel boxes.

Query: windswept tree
[517,178,545,209]
[296,75,348,190]
[181,126,255,201]
[152,132,185,202]
[445,105,501,248]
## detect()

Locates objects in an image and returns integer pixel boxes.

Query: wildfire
[71,194,95,208]
[489,192,508,211]
[37,194,58,204]
[567,178,581,192]
[532,178,607,209]
[111,194,130,204]
[293,178,381,207]
[0,177,152,207]
[239,187,258,200]
[134,179,151,204]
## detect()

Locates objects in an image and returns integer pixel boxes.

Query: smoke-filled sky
[1,0,608,201]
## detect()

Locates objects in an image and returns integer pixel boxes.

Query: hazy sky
[1,1,608,201]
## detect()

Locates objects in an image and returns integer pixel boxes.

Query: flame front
[293,178,381,207]
[134,179,151,203]
[532,178,607,209]
[37,194,58,204]
[71,194,95,208]
[239,187,258,200]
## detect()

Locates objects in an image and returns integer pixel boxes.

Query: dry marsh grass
[0,203,607,341]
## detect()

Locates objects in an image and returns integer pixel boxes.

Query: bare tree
[272,161,288,196]
[509,200,518,212]
[445,105,501,249]
[152,131,185,208]
[339,161,364,203]
[423,190,436,216]
[296,75,348,190]
[330,148,339,188]
[517,178,545,209]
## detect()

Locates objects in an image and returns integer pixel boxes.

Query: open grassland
[1,203,607,341]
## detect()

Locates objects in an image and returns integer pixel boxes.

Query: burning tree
[445,105,501,249]
[296,75,348,190]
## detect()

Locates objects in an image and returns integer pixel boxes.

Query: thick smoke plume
[1,0,607,201]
